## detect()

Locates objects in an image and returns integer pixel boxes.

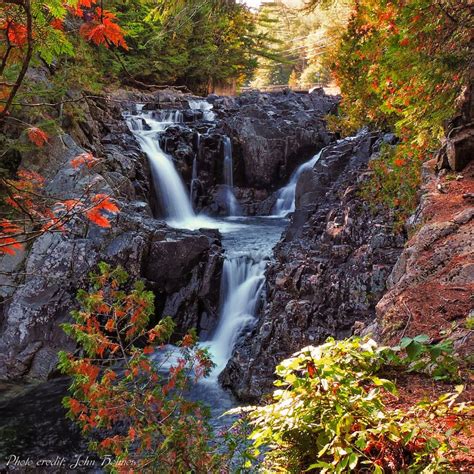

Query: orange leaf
[0,221,23,255]
[50,19,64,31]
[71,152,98,169]
[27,127,49,147]
[104,318,115,332]
[86,208,111,228]
[80,9,128,49]
[92,194,120,213]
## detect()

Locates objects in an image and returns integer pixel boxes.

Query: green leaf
[348,452,358,470]
[413,334,430,344]
[405,341,425,361]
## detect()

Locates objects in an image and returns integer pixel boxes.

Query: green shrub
[235,336,469,473]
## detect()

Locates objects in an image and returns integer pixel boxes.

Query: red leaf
[50,19,64,31]
[86,208,111,227]
[27,127,49,147]
[92,194,120,213]
[0,220,23,255]
[104,318,114,332]
[85,195,119,228]
[5,21,28,46]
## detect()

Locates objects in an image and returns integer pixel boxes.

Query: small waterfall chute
[190,133,200,204]
[188,99,216,121]
[135,132,196,223]
[126,109,220,230]
[206,254,267,378]
[273,149,323,217]
[222,136,241,216]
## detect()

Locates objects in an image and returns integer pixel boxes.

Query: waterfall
[206,255,266,377]
[188,99,216,121]
[127,112,196,224]
[222,136,240,216]
[126,109,222,230]
[152,110,183,123]
[273,149,323,216]
[136,132,196,223]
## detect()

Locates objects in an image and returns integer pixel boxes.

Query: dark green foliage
[108,0,270,92]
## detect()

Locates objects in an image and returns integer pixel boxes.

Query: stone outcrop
[156,88,338,215]
[220,132,405,400]
[437,82,474,172]
[0,92,223,381]
[378,80,473,356]
[218,88,337,190]
[376,159,473,354]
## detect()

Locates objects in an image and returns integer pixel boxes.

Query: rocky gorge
[0,85,472,464]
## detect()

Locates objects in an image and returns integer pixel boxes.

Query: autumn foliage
[1,0,128,255]
[58,263,221,472]
[79,8,128,49]
[326,0,472,219]
[0,156,119,255]
[26,126,49,147]
[1,0,127,117]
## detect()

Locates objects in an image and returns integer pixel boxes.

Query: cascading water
[190,133,200,204]
[207,255,266,376]
[188,99,216,121]
[273,149,323,216]
[126,109,217,230]
[128,103,295,422]
[0,100,319,457]
[222,136,240,216]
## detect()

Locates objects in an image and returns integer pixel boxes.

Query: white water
[127,106,287,413]
[206,256,266,377]
[188,99,216,121]
[127,110,225,231]
[222,136,241,216]
[190,133,199,203]
[273,149,323,216]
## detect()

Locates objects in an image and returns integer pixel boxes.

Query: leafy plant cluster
[237,336,472,473]
[386,334,462,382]
[61,266,472,473]
[59,263,216,472]
[59,263,249,473]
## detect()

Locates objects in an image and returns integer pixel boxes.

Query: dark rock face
[220,89,337,191]
[153,89,338,215]
[220,133,405,401]
[0,92,223,381]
